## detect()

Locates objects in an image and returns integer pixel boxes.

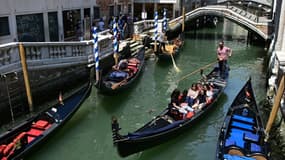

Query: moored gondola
[95,47,145,93]
[111,64,229,157]
[216,78,270,160]
[154,34,184,60]
[0,81,92,160]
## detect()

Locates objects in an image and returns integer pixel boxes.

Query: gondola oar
[164,8,180,72]
[170,51,181,72]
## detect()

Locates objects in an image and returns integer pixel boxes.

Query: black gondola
[111,64,229,157]
[216,78,270,160]
[0,82,92,160]
[154,34,184,60]
[95,47,145,93]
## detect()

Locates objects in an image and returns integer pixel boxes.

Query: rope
[177,61,217,83]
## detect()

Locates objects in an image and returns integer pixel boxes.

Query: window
[48,12,59,41]
[0,17,10,36]
[109,6,114,17]
[63,10,81,39]
[16,13,45,42]
[128,4,132,14]
[94,7,100,19]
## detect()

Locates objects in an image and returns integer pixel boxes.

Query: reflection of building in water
[222,19,248,42]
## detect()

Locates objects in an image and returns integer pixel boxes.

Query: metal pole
[19,43,34,112]
[265,75,285,141]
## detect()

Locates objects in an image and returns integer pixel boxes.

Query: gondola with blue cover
[112,64,229,157]
[216,78,270,160]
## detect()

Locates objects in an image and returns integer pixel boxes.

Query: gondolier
[217,41,232,78]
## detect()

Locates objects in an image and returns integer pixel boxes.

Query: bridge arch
[169,5,271,40]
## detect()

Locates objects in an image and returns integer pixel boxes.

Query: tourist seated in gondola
[186,84,199,106]
[109,60,129,82]
[113,59,129,71]
[197,89,207,110]
[168,89,181,118]
[205,84,214,104]
[178,89,188,103]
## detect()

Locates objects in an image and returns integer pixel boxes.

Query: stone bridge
[167,5,272,40]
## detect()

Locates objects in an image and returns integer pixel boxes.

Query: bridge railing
[0,35,113,73]
[133,19,165,34]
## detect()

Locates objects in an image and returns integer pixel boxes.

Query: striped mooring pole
[154,11,158,52]
[92,27,100,82]
[163,8,167,32]
[113,17,119,65]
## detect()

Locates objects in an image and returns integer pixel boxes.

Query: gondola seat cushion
[225,139,236,147]
[128,65,138,74]
[250,143,261,152]
[232,115,254,124]
[0,145,7,156]
[231,121,254,131]
[186,111,194,119]
[3,142,15,156]
[244,133,259,142]
[228,132,244,148]
[224,154,255,160]
[27,128,43,137]
[32,120,49,129]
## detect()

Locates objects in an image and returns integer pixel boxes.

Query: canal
[27,19,268,160]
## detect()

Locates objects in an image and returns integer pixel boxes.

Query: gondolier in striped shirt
[217,41,232,78]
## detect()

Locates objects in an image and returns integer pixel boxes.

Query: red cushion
[32,120,49,130]
[34,120,49,128]
[128,65,138,74]
[186,112,195,119]
[27,136,35,143]
[3,142,15,155]
[27,128,43,137]
[13,132,26,143]
[0,145,7,153]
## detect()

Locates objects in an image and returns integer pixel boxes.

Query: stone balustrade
[0,34,113,73]
[133,19,165,34]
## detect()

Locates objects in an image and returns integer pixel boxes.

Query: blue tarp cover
[232,114,254,124]
[224,154,255,160]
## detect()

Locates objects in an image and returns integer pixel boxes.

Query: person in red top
[217,41,232,78]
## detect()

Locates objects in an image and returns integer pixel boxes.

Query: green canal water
[27,20,268,160]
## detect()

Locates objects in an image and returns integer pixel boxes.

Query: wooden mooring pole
[265,74,285,141]
[182,7,185,32]
[19,43,34,112]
